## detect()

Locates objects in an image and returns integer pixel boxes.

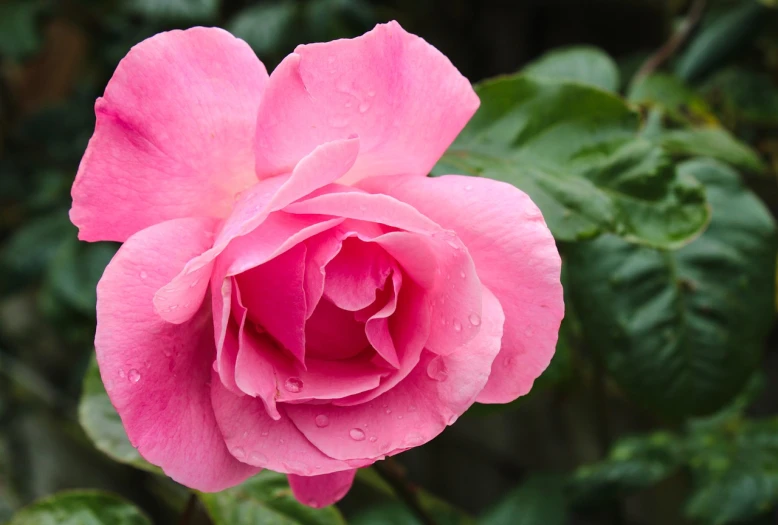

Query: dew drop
[284,377,303,393]
[453,319,462,332]
[315,414,330,428]
[469,313,482,326]
[250,451,268,463]
[385,408,392,414]
[446,239,459,250]
[397,415,404,420]
[260,430,269,437]
[139,271,148,279]
[427,358,449,382]
[460,270,466,279]
[405,432,423,445]
[358,102,370,113]
[232,447,245,459]
[369,436,377,443]
[349,428,366,441]
[118,369,126,379]
[440,318,447,326]
[128,369,141,383]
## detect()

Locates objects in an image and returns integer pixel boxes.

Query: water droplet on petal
[460,270,466,279]
[139,271,148,279]
[315,414,330,428]
[385,408,392,414]
[249,451,268,463]
[397,415,404,420]
[446,239,459,250]
[405,433,423,446]
[369,436,377,442]
[469,313,481,326]
[261,430,269,437]
[349,428,366,441]
[128,369,141,383]
[359,102,370,113]
[427,358,449,382]
[118,369,126,379]
[453,319,462,332]
[232,447,245,459]
[284,377,303,393]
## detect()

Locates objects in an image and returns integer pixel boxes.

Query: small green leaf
[8,490,151,525]
[523,46,619,92]
[480,474,568,525]
[659,128,765,172]
[199,470,346,525]
[78,355,161,474]
[566,159,777,417]
[228,1,298,56]
[569,432,684,506]
[123,0,219,22]
[436,75,709,248]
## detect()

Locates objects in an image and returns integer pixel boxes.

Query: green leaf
[0,0,47,60]
[566,159,777,417]
[522,46,619,92]
[1,211,74,277]
[675,2,767,82]
[199,470,346,525]
[78,355,161,474]
[227,1,298,56]
[355,469,475,525]
[658,128,765,172]
[686,418,778,524]
[8,490,151,525]
[123,0,219,22]
[46,240,117,316]
[628,73,716,125]
[569,432,684,506]
[701,67,778,126]
[479,475,568,525]
[436,75,709,248]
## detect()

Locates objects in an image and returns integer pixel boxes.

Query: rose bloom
[70,22,563,507]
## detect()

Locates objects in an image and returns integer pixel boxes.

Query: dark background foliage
[3,0,778,524]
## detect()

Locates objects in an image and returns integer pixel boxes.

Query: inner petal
[305,297,370,360]
[323,237,394,311]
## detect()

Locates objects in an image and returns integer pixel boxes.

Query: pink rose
[70,22,563,507]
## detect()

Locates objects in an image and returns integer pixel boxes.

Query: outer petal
[288,470,357,509]
[95,217,258,491]
[359,175,564,403]
[211,377,371,475]
[254,21,479,182]
[285,288,504,460]
[71,28,268,242]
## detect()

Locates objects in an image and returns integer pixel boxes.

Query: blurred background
[3,0,778,524]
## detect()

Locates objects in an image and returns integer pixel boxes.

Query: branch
[373,459,438,525]
[633,0,707,83]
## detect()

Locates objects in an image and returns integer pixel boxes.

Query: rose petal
[237,244,308,364]
[359,175,564,402]
[306,298,371,360]
[71,28,268,242]
[255,21,479,183]
[323,238,394,311]
[285,287,504,459]
[211,378,371,475]
[155,138,358,325]
[288,470,357,508]
[95,217,258,491]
